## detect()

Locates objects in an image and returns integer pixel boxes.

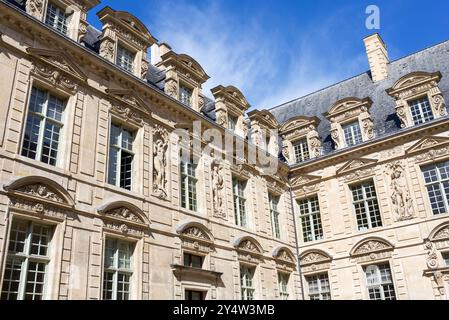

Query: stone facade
[0,0,448,301]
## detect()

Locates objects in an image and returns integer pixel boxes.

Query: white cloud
[147,1,368,110]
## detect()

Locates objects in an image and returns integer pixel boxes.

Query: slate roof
[270,39,449,155]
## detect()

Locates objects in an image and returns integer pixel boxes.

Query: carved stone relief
[153,125,169,199]
[386,161,414,221]
[211,158,225,218]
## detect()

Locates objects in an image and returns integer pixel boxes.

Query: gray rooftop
[270,39,449,155]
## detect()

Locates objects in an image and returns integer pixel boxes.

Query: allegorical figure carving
[330,123,341,149]
[211,159,225,217]
[387,161,414,221]
[153,126,169,199]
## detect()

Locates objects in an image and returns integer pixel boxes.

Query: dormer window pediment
[324,97,374,150]
[248,110,279,155]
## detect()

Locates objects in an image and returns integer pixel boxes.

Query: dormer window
[45,2,68,34]
[293,139,310,163]
[116,46,135,73]
[179,85,193,107]
[228,114,238,131]
[386,71,446,128]
[409,97,434,125]
[342,121,363,147]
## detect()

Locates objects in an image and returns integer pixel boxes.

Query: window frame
[305,272,331,300]
[293,138,310,163]
[185,289,205,300]
[240,264,255,300]
[342,120,363,147]
[269,194,281,239]
[179,84,193,107]
[1,219,53,300]
[102,237,134,301]
[44,2,69,34]
[107,122,135,191]
[363,263,397,300]
[408,95,435,126]
[180,154,198,212]
[278,272,289,300]
[297,196,324,242]
[116,44,136,74]
[21,86,66,167]
[421,161,449,216]
[183,252,204,269]
[350,180,383,231]
[233,177,247,228]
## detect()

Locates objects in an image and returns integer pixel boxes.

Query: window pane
[179,86,193,107]
[21,115,42,160]
[24,261,46,300]
[120,151,133,190]
[422,161,449,215]
[351,181,382,230]
[45,3,68,34]
[298,196,323,242]
[409,97,434,125]
[306,273,330,300]
[108,124,135,190]
[30,224,51,256]
[116,46,135,73]
[8,220,28,254]
[293,139,310,163]
[1,257,23,300]
[41,121,61,166]
[102,271,114,300]
[46,95,64,121]
[28,87,46,114]
[343,121,363,147]
[117,273,130,300]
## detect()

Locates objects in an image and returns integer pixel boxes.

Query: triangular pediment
[388,71,442,93]
[290,174,321,188]
[405,136,449,155]
[336,158,378,175]
[27,48,87,81]
[106,88,151,114]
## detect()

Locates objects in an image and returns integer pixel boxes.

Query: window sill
[171,264,223,282]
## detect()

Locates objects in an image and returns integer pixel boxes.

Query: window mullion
[36,94,49,162]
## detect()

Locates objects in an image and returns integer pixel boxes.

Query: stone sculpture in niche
[153,126,169,199]
[211,158,225,217]
[387,161,414,221]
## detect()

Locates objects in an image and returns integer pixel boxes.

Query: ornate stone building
[0,0,448,300]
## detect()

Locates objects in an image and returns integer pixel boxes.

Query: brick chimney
[363,33,389,82]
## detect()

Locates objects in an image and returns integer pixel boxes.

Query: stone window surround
[386,71,446,129]
[247,110,280,156]
[279,116,321,165]
[324,97,374,150]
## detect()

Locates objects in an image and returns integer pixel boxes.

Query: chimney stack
[363,33,389,82]
[150,42,172,65]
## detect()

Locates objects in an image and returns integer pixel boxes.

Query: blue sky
[88,0,449,109]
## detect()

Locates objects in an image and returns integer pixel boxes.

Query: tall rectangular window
[233,177,247,228]
[116,46,135,73]
[269,194,281,239]
[45,2,68,34]
[293,139,310,163]
[180,156,197,211]
[179,85,193,107]
[297,196,323,242]
[103,238,133,300]
[350,180,382,231]
[1,220,53,300]
[108,124,134,190]
[228,115,238,131]
[409,97,434,125]
[21,87,65,166]
[185,290,205,300]
[421,161,449,215]
[240,265,255,300]
[342,121,363,147]
[306,273,331,300]
[278,272,289,300]
[364,264,396,300]
[442,252,449,266]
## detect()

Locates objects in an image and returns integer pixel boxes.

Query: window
[103,238,133,300]
[269,194,281,239]
[183,253,203,269]
[108,124,134,190]
[116,46,135,73]
[233,178,247,228]
[293,139,310,163]
[179,85,193,107]
[297,196,323,242]
[421,161,449,215]
[350,180,382,231]
[442,252,449,266]
[185,290,205,300]
[364,264,396,300]
[21,87,65,166]
[306,273,331,300]
[278,272,289,300]
[228,115,238,131]
[342,121,363,147]
[240,265,255,300]
[1,220,53,300]
[409,97,434,125]
[45,2,68,34]
[180,155,198,211]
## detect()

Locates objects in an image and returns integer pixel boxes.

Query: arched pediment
[326,97,372,117]
[279,116,320,133]
[300,249,332,265]
[429,222,449,242]
[97,200,149,226]
[272,246,296,264]
[3,176,74,206]
[388,71,442,93]
[350,237,394,257]
[233,236,264,255]
[248,109,279,129]
[176,221,214,243]
[178,54,209,79]
[115,11,152,37]
[224,85,249,107]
